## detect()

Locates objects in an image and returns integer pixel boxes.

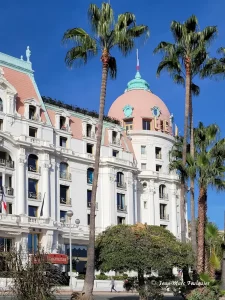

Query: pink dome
[108,89,172,134]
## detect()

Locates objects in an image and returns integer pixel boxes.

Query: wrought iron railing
[160,214,169,220]
[60,197,71,205]
[159,193,168,200]
[60,172,71,180]
[28,191,41,200]
[0,159,14,168]
[117,205,127,213]
[117,181,127,189]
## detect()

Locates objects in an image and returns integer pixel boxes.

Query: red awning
[32,254,68,265]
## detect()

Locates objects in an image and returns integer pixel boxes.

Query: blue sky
[1,0,225,228]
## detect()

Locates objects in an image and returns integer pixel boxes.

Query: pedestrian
[110,278,117,292]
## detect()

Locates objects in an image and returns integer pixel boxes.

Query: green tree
[62,3,149,299]
[195,122,225,273]
[95,223,193,300]
[205,222,223,279]
[154,15,217,244]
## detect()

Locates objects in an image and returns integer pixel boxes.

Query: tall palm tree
[195,122,225,273]
[154,15,217,244]
[62,3,149,298]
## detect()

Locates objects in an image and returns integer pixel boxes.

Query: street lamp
[61,211,80,289]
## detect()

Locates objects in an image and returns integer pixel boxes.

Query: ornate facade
[0,48,186,273]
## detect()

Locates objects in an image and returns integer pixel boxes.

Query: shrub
[95,273,109,280]
[187,287,220,300]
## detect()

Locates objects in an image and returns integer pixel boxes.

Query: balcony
[159,193,168,200]
[117,181,127,189]
[0,187,14,196]
[28,165,41,173]
[117,205,127,213]
[30,114,40,122]
[28,191,41,200]
[160,214,169,221]
[156,154,162,159]
[0,159,14,169]
[60,124,70,132]
[112,138,121,146]
[60,197,71,205]
[60,172,71,181]
[28,216,50,225]
[87,202,98,209]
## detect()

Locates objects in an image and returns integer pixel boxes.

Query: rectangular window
[156,164,162,172]
[87,214,90,225]
[160,120,164,131]
[112,150,119,157]
[0,237,12,252]
[60,117,66,129]
[0,119,3,130]
[28,233,39,254]
[141,163,146,170]
[124,119,133,132]
[60,137,67,147]
[86,124,92,137]
[7,203,12,215]
[117,217,125,225]
[155,147,162,159]
[144,201,147,209]
[29,127,37,137]
[28,205,38,217]
[117,193,125,211]
[142,119,152,130]
[160,204,167,220]
[87,190,92,207]
[87,143,93,154]
[28,178,38,199]
[141,146,146,155]
[60,210,67,220]
[60,185,69,204]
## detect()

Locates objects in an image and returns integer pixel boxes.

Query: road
[0,294,183,300]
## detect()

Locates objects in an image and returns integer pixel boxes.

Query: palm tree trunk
[189,93,197,268]
[204,246,209,274]
[197,186,207,273]
[82,49,109,300]
[180,58,191,243]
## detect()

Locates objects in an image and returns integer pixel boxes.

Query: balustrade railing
[0,159,14,168]
[117,205,127,213]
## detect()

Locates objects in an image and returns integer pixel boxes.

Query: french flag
[1,186,7,211]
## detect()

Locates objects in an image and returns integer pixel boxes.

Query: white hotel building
[0,48,184,273]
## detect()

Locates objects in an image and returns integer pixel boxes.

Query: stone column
[17,158,26,215]
[149,188,155,225]
[2,173,5,213]
[133,179,138,224]
[42,163,50,218]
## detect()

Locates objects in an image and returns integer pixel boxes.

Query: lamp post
[60,211,80,290]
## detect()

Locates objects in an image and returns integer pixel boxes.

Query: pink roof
[108,90,172,134]
[2,66,46,122]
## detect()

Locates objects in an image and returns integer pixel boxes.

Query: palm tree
[154,15,217,244]
[205,222,223,278]
[195,122,225,273]
[62,3,149,298]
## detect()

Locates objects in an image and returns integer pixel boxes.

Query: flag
[1,186,7,211]
[40,192,46,217]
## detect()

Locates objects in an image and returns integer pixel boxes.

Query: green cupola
[125,70,151,92]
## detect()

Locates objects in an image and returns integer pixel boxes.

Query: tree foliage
[95,224,193,274]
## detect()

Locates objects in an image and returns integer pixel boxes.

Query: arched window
[159,184,167,199]
[87,168,94,184]
[60,162,68,179]
[117,172,125,188]
[0,98,3,112]
[28,154,38,172]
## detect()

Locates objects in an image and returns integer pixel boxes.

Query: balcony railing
[159,193,168,200]
[117,205,127,213]
[117,181,127,189]
[60,197,71,205]
[28,217,50,224]
[28,191,41,200]
[160,214,169,221]
[156,154,162,159]
[112,138,120,146]
[0,159,14,168]
[30,114,40,122]
[86,131,95,139]
[60,172,71,180]
[0,187,14,196]
[28,165,41,173]
[60,124,69,132]
[87,202,98,209]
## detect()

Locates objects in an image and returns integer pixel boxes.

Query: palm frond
[184,15,198,33]
[108,56,117,79]
[88,4,101,34]
[191,83,200,96]
[199,26,218,46]
[62,28,97,67]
